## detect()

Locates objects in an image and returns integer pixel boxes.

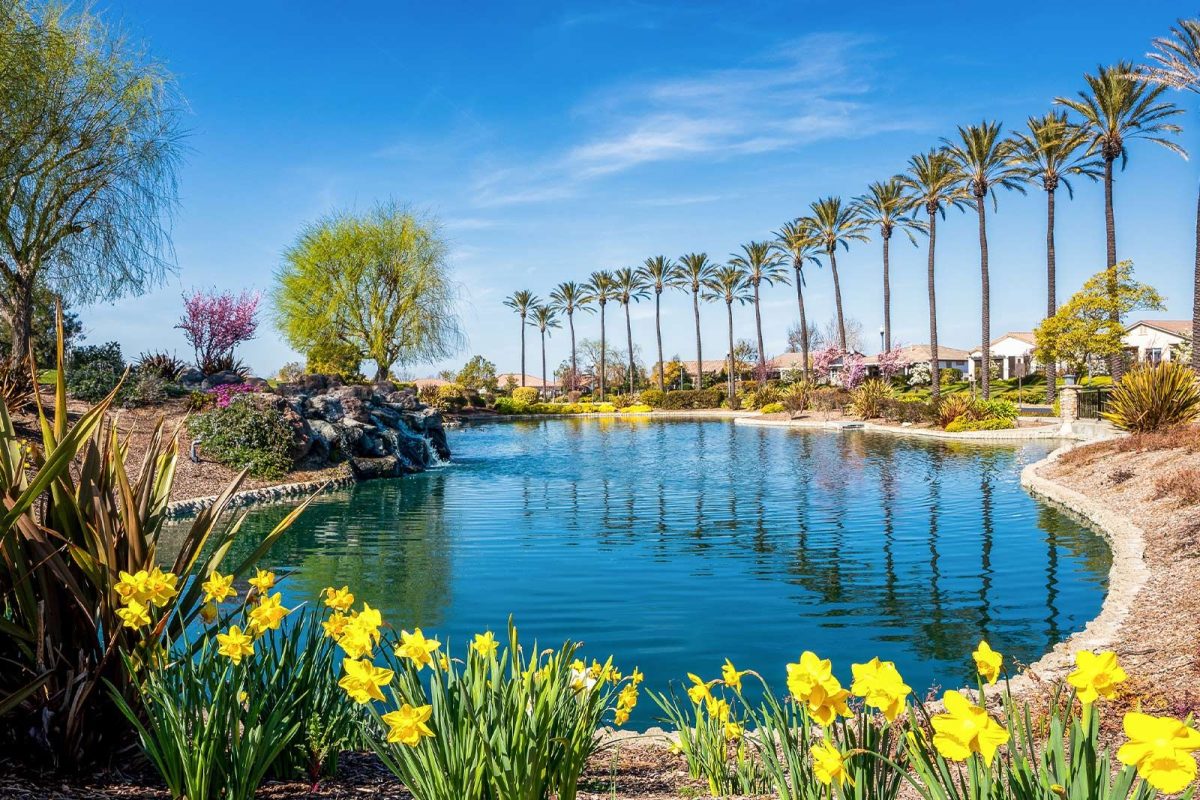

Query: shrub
[977,398,1019,420]
[935,393,976,428]
[623,404,653,413]
[661,388,724,410]
[880,397,933,424]
[436,383,467,411]
[177,288,260,374]
[748,385,781,410]
[1154,467,1200,505]
[810,387,847,413]
[0,356,35,412]
[187,389,216,412]
[277,361,305,383]
[205,353,251,378]
[1103,361,1200,433]
[512,386,540,406]
[907,361,932,386]
[850,378,894,419]
[418,385,439,406]
[639,388,666,408]
[67,341,125,401]
[120,371,168,408]
[188,396,295,478]
[135,350,187,381]
[945,416,1017,432]
[781,382,812,415]
[209,382,258,408]
[939,367,963,384]
[759,402,785,414]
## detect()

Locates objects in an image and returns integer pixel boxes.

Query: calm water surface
[206,419,1110,725]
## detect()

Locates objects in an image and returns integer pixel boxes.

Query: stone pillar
[1059,384,1079,435]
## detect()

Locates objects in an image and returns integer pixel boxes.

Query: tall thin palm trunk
[1103,158,1122,379]
[794,268,810,381]
[654,291,665,392]
[752,281,767,382]
[625,302,635,395]
[691,289,703,390]
[568,311,577,392]
[1045,190,1058,401]
[725,300,736,403]
[519,317,527,387]
[976,195,992,399]
[829,250,847,350]
[540,328,548,396]
[881,235,892,352]
[598,304,607,397]
[926,212,940,403]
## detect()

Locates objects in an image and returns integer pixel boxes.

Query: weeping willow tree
[273,204,465,381]
[0,1,184,362]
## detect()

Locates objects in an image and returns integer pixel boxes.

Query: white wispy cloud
[473,33,921,206]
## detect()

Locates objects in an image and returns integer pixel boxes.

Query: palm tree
[549,281,595,393]
[802,196,869,350]
[1141,20,1200,372]
[502,290,539,387]
[899,150,969,402]
[772,220,823,382]
[637,255,680,392]
[702,264,752,404]
[728,241,788,382]
[531,304,560,396]
[1056,62,1184,378]
[585,270,616,397]
[853,178,922,353]
[1011,112,1102,401]
[612,267,650,395]
[670,253,718,390]
[944,122,1027,399]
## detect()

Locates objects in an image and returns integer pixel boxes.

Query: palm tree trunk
[794,265,809,382]
[655,290,665,392]
[624,302,635,396]
[753,280,767,383]
[976,195,991,400]
[519,316,526,387]
[569,311,577,393]
[692,289,703,391]
[1193,182,1200,374]
[540,328,547,397]
[829,249,847,350]
[1104,157,1123,380]
[1045,188,1058,402]
[882,233,892,353]
[927,210,940,403]
[598,304,606,398]
[726,301,736,404]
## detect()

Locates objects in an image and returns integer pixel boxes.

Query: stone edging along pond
[164,468,356,519]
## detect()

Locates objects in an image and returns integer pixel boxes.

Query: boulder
[244,376,270,390]
[201,370,244,389]
[308,394,345,423]
[179,367,204,387]
[349,455,408,479]
[385,391,420,411]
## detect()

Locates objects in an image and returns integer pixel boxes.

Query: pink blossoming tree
[839,352,867,390]
[176,289,260,373]
[811,345,843,383]
[876,346,911,380]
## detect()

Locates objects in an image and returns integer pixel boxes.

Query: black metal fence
[1077,387,1111,420]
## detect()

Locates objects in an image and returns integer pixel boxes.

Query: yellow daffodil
[382,703,435,746]
[438,653,451,671]
[686,673,714,706]
[972,641,1003,686]
[337,606,383,658]
[631,667,644,686]
[323,585,355,612]
[1067,650,1127,706]
[115,599,151,629]
[724,721,744,741]
[338,657,395,704]
[472,631,499,658]
[615,707,630,726]
[394,628,441,670]
[805,677,852,727]
[618,684,639,711]
[931,690,1010,766]
[851,657,912,722]
[706,697,730,722]
[787,652,851,727]
[248,569,276,593]
[143,567,179,606]
[216,625,255,664]
[786,651,834,700]
[722,659,747,692]
[322,612,351,640]
[1117,712,1200,794]
[199,601,218,625]
[813,741,853,787]
[114,569,150,605]
[201,571,236,604]
[247,592,289,636]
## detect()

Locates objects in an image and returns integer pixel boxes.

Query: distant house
[412,377,452,390]
[765,352,807,380]
[1123,320,1192,365]
[968,332,1038,380]
[497,373,560,392]
[864,344,971,377]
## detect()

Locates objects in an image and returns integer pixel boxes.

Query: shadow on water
[165,418,1111,726]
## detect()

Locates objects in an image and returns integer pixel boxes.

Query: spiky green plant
[1103,361,1200,432]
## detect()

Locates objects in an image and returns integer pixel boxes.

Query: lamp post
[879,325,885,354]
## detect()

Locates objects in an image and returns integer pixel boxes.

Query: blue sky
[86,1,1200,378]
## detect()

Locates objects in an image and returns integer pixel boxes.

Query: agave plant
[0,314,312,767]
[1103,361,1200,432]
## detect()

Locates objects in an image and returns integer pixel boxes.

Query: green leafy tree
[548,281,594,393]
[702,265,752,404]
[637,256,680,392]
[502,290,539,387]
[1011,111,1102,401]
[900,150,970,402]
[1056,62,1184,378]
[455,355,498,394]
[584,271,616,396]
[801,197,868,350]
[670,253,718,390]
[852,178,922,353]
[274,204,463,382]
[0,3,184,362]
[1034,261,1163,378]
[305,337,363,381]
[530,305,560,393]
[772,220,823,382]
[728,241,788,382]
[945,122,1026,399]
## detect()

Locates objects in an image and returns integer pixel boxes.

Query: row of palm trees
[504,21,1200,404]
